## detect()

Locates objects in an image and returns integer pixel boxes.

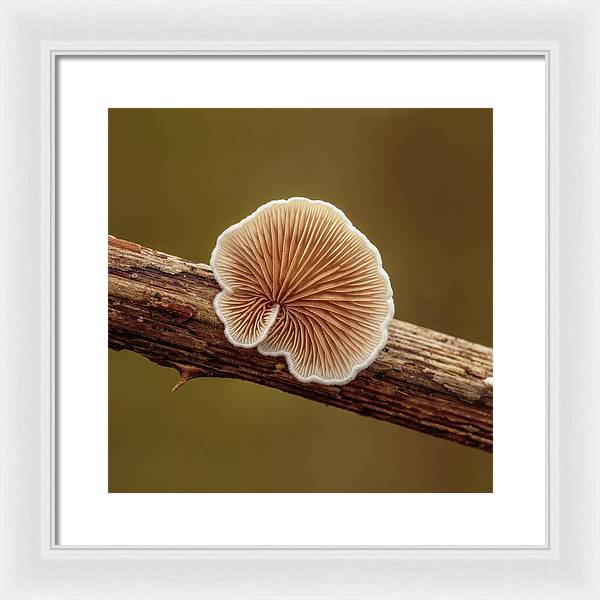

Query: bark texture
[108,235,493,451]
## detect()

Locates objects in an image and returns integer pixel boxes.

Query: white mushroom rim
[210,197,395,385]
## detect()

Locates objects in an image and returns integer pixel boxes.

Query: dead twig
[108,235,493,451]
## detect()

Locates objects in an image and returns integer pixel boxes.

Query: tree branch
[108,235,493,452]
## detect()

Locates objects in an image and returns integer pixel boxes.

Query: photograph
[107,107,493,493]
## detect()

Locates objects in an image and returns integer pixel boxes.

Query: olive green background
[109,108,492,493]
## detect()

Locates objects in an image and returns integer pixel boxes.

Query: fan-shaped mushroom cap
[210,197,394,385]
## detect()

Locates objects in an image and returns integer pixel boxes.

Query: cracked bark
[108,235,493,452]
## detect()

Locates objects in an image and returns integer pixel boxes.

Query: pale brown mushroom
[210,197,394,385]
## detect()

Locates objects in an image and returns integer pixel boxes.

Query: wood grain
[108,235,493,451]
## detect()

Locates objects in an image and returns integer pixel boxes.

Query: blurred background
[109,108,492,492]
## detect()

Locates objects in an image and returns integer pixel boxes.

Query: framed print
[1,1,599,598]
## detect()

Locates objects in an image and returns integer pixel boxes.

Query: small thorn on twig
[172,364,204,392]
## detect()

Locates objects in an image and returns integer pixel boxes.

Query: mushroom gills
[210,197,394,385]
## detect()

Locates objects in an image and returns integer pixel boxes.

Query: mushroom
[210,197,394,385]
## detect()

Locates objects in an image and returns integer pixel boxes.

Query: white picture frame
[1,1,598,598]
